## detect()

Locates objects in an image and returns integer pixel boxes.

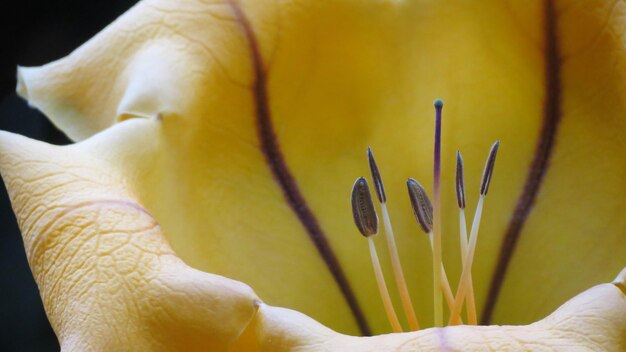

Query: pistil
[432,98,444,327]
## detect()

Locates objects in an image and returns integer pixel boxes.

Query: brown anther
[367,147,386,203]
[456,151,466,209]
[407,178,433,233]
[351,177,379,237]
[480,141,500,196]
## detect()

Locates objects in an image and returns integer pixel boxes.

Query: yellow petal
[13,0,626,335]
[0,128,258,351]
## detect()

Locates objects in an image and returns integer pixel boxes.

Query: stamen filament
[427,232,461,316]
[449,195,484,325]
[368,236,403,333]
[459,208,477,324]
[381,203,420,330]
[369,147,419,330]
[456,151,477,324]
[432,98,444,327]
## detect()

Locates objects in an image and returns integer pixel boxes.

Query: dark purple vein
[227,1,371,335]
[481,0,562,324]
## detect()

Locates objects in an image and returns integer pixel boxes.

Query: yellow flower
[1,0,625,350]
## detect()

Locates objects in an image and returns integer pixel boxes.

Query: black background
[0,1,137,350]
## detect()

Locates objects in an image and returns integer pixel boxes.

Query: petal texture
[0,128,258,351]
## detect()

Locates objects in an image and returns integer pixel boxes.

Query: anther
[480,141,500,196]
[407,178,433,233]
[351,177,378,237]
[367,147,386,203]
[456,151,466,209]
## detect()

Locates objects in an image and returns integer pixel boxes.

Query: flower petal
[0,128,258,351]
[250,277,626,351]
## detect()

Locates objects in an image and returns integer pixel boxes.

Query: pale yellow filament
[427,232,463,324]
[381,203,420,330]
[459,208,477,325]
[449,195,484,325]
[368,236,403,332]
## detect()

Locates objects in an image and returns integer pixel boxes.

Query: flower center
[351,99,500,332]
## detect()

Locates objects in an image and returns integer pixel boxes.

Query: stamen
[368,148,420,331]
[407,179,459,323]
[449,142,500,325]
[432,98,444,327]
[456,152,477,324]
[351,177,403,332]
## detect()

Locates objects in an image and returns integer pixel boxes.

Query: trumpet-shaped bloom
[2,0,625,350]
